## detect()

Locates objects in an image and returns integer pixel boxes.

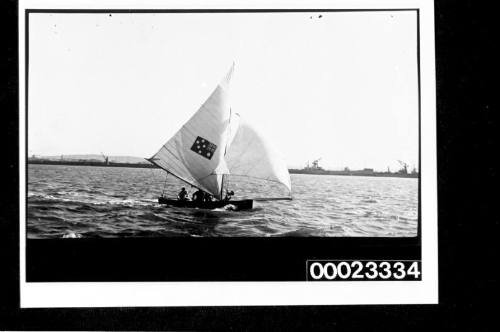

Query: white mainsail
[150,63,292,200]
[149,64,234,199]
[225,119,292,193]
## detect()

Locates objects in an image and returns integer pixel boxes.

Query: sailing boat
[147,63,292,210]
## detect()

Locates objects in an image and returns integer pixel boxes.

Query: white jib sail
[225,119,292,194]
[149,64,235,199]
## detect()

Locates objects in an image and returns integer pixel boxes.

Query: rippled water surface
[27,164,418,238]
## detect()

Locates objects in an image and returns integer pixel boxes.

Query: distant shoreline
[28,159,157,169]
[27,159,419,179]
[288,169,418,179]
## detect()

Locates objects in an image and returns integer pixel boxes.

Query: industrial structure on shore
[288,158,418,178]
[28,155,419,178]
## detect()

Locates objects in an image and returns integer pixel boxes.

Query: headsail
[225,119,292,194]
[149,63,235,199]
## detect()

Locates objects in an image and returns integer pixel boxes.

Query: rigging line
[154,147,220,193]
[148,158,204,192]
[253,197,293,201]
[156,146,201,184]
[167,170,204,192]
[148,161,160,195]
[161,172,169,197]
[149,160,164,185]
[228,174,292,194]
[158,145,185,166]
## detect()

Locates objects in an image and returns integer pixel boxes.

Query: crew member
[177,187,188,201]
[224,190,235,201]
[192,189,205,203]
[204,192,213,202]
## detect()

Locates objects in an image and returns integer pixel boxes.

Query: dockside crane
[397,160,409,174]
[101,152,109,165]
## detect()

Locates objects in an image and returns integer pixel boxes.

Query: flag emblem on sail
[190,136,217,160]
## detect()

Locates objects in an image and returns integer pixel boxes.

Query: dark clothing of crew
[224,190,234,201]
[178,188,188,201]
[192,189,204,203]
[204,193,213,202]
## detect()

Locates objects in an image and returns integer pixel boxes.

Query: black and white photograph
[27,9,419,238]
[18,0,438,307]
[3,0,498,326]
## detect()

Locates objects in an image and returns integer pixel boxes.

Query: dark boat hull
[158,197,253,210]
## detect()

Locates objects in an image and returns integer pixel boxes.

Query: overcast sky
[28,11,418,171]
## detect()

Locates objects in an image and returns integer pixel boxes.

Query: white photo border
[19,0,437,307]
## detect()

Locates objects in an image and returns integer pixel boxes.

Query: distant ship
[147,63,292,210]
[289,159,418,178]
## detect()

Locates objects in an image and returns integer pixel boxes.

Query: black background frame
[2,0,497,329]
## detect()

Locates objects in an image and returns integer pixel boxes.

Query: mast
[219,107,232,200]
[220,174,225,200]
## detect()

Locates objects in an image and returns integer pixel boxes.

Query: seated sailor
[224,190,235,201]
[204,192,213,202]
[177,187,188,201]
[191,189,205,203]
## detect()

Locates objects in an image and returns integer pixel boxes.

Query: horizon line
[27,153,419,172]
